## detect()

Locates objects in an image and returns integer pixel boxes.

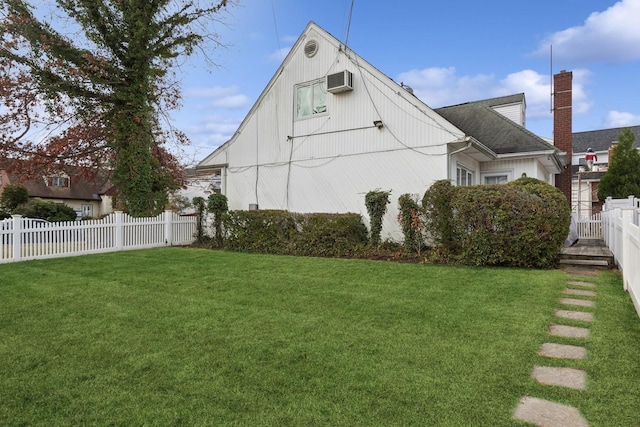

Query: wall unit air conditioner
[326,70,353,94]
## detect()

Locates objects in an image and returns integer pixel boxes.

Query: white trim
[481,169,513,184]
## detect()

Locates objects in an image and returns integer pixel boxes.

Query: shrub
[397,193,426,254]
[291,213,368,257]
[365,189,391,246]
[422,180,458,256]
[222,210,367,257]
[192,197,207,242]
[0,183,29,211]
[207,194,228,246]
[223,210,297,254]
[422,178,570,268]
[13,198,77,222]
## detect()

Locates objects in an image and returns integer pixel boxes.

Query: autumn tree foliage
[0,0,232,216]
[598,128,640,202]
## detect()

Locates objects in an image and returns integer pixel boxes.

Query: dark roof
[435,95,557,155]
[18,176,110,201]
[573,125,640,154]
[1,162,112,201]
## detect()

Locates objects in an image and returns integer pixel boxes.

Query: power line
[344,0,355,47]
[270,0,283,60]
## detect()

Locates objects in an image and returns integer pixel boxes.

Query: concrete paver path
[514,396,589,427]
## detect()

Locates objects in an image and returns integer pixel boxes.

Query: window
[484,175,508,185]
[296,80,327,118]
[51,176,69,187]
[456,165,474,186]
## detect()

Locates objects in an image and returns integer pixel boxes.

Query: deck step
[558,258,610,267]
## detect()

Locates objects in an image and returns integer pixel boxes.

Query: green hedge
[421,178,570,268]
[222,210,368,257]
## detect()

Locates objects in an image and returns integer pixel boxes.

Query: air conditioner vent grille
[326,70,353,94]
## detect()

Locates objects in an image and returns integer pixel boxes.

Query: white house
[197,22,566,240]
[572,125,640,218]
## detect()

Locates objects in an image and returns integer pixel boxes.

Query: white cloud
[396,67,494,107]
[396,67,593,121]
[534,0,640,62]
[184,85,252,110]
[268,46,291,62]
[605,110,640,127]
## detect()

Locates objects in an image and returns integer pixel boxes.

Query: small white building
[571,125,640,218]
[197,22,566,239]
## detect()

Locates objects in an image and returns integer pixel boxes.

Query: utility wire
[344,0,355,47]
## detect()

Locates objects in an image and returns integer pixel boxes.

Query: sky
[169,0,640,165]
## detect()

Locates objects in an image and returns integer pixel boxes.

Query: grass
[0,248,638,426]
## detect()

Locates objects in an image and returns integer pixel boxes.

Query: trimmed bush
[291,213,368,257]
[422,178,570,268]
[365,189,391,246]
[223,210,296,254]
[422,180,458,257]
[13,198,77,222]
[223,210,367,257]
[398,193,426,254]
[207,194,228,246]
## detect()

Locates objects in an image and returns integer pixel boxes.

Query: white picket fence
[602,196,640,319]
[0,210,197,264]
[575,212,602,239]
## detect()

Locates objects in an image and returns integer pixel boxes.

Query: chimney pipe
[553,70,573,208]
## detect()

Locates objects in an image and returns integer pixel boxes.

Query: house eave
[449,137,497,162]
[496,149,566,173]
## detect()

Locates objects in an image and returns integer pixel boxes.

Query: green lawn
[0,248,638,426]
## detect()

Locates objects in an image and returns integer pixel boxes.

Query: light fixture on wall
[373,120,383,129]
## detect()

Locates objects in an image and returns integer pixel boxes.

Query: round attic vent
[304,39,318,58]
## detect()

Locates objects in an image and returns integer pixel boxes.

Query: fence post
[622,209,634,292]
[11,215,22,262]
[164,210,173,246]
[115,211,124,250]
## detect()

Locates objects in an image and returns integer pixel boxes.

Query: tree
[0,0,233,216]
[598,128,640,202]
[0,183,29,211]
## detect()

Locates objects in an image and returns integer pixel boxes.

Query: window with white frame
[483,174,509,185]
[51,176,69,187]
[456,165,474,186]
[296,79,327,118]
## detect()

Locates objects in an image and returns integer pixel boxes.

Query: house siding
[202,24,461,239]
[199,22,565,241]
[492,103,525,127]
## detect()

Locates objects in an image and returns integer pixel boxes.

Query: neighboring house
[173,167,222,214]
[197,21,567,239]
[572,125,640,217]
[0,164,114,218]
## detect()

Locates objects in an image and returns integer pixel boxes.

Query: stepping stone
[539,343,587,359]
[564,288,597,297]
[513,396,589,427]
[532,366,587,390]
[555,309,594,322]
[549,324,590,339]
[564,268,599,277]
[560,298,595,308]
[567,280,596,288]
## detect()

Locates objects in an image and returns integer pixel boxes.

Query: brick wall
[554,70,573,207]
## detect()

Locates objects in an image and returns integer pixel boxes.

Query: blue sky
[172,0,640,164]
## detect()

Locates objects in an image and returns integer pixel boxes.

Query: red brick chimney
[553,70,573,208]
